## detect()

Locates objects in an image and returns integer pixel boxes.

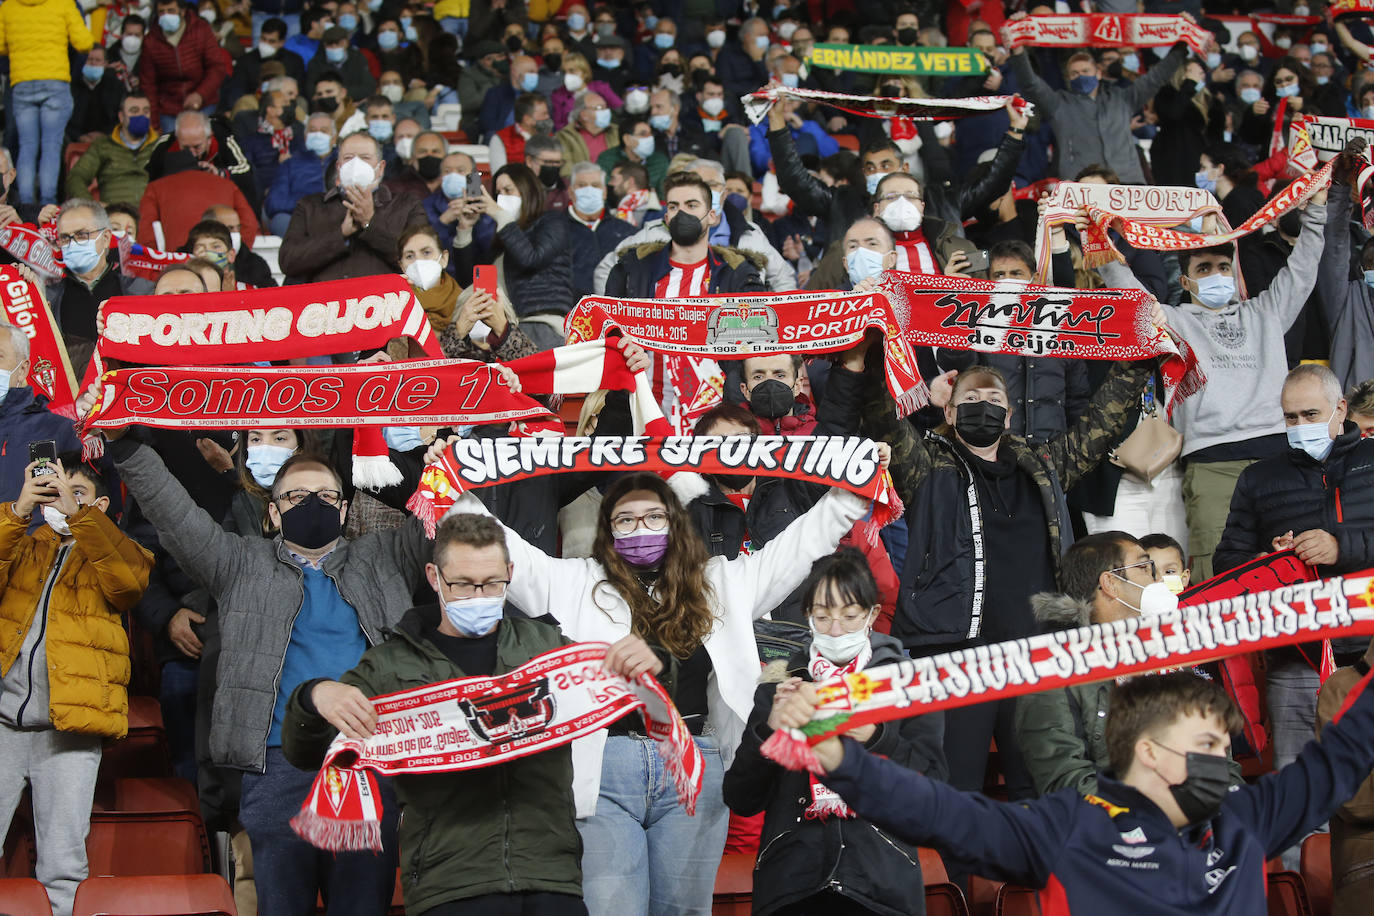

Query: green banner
[807,44,988,77]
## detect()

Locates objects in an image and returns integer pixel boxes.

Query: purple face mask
[613,530,669,567]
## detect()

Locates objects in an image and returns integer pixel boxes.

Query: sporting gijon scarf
[875,271,1207,412]
[759,568,1374,773]
[1001,14,1214,57]
[743,86,1028,126]
[290,642,703,851]
[0,266,79,418]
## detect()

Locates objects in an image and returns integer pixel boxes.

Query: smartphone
[965,248,990,273]
[474,264,497,297]
[29,439,57,477]
[466,172,485,198]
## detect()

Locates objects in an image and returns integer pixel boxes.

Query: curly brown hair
[591,472,717,659]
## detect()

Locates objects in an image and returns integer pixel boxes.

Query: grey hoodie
[1315,182,1374,392]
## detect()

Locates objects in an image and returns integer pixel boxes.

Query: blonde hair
[1169,62,1211,126]
[576,390,609,436]
[562,51,592,81]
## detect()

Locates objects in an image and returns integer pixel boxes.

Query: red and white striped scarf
[893,231,937,273]
[654,258,710,298]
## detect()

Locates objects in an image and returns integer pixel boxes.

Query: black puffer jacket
[497,210,577,317]
[1214,425,1374,663]
[723,633,946,916]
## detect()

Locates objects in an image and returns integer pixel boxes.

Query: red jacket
[136,169,259,253]
[136,17,229,120]
[496,124,529,165]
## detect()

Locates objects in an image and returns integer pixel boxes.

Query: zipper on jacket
[756,829,793,867]
[408,813,434,888]
[502,768,514,890]
[261,564,308,771]
[868,823,919,869]
[17,545,70,728]
[822,820,846,891]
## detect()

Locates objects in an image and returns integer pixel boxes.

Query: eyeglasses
[436,572,510,598]
[877,192,922,205]
[809,605,873,631]
[1107,559,1157,580]
[274,488,344,507]
[57,228,105,246]
[610,510,669,535]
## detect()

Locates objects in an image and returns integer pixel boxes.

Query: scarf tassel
[760,727,827,775]
[289,763,385,853]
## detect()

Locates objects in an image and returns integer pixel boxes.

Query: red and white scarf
[893,231,937,274]
[1000,14,1214,57]
[0,266,79,418]
[654,259,710,299]
[0,222,61,283]
[743,86,1028,127]
[291,642,703,851]
[802,641,873,820]
[616,189,651,226]
[1331,0,1374,21]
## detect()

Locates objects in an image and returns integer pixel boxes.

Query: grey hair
[570,160,605,184]
[174,108,210,135]
[58,197,110,230]
[0,321,29,361]
[339,130,384,159]
[571,91,607,122]
[306,111,337,134]
[688,158,724,183]
[651,87,681,110]
[846,216,895,252]
[266,75,298,93]
[1284,364,1343,406]
[415,130,450,155]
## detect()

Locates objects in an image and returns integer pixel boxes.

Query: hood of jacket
[1031,591,1094,631]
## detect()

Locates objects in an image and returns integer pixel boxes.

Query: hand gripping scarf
[291,642,704,851]
[566,291,931,415]
[760,569,1374,774]
[1001,14,1214,57]
[0,266,79,418]
[875,271,1207,412]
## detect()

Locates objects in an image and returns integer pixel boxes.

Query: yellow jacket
[433,0,471,18]
[0,503,152,738]
[0,0,94,84]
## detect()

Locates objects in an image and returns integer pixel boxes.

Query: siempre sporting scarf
[760,570,1374,773]
[291,643,704,852]
[743,86,1028,126]
[1001,14,1214,57]
[0,223,61,283]
[409,434,902,538]
[0,266,79,418]
[875,271,1207,412]
[566,291,931,415]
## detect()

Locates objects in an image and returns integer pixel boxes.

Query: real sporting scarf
[760,569,1374,773]
[805,44,988,77]
[0,223,61,283]
[0,266,79,418]
[408,434,901,539]
[743,86,1027,126]
[1033,181,1224,283]
[1001,14,1213,57]
[566,291,931,415]
[290,642,703,852]
[875,271,1206,411]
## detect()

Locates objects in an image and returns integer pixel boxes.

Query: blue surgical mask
[654,32,674,49]
[710,189,722,211]
[127,114,150,138]
[338,13,357,30]
[1193,273,1236,309]
[1239,87,1262,104]
[1206,51,1221,69]
[1312,41,1329,55]
[404,24,418,41]
[82,64,105,82]
[781,72,799,88]
[1122,53,1139,71]
[1362,105,1374,120]
[1364,269,1374,289]
[846,246,885,286]
[325,45,347,63]
[368,118,393,142]
[1276,83,1299,98]
[246,443,295,486]
[644,15,658,29]
[703,119,721,133]
[400,15,412,28]
[62,237,103,274]
[158,12,181,32]
[598,57,621,69]
[1070,74,1098,95]
[377,29,399,50]
[1287,407,1337,462]
[305,131,332,156]
[754,34,770,51]
[521,71,539,91]
[383,425,426,452]
[443,593,505,636]
[649,113,672,131]
[632,135,655,158]
[1195,170,1216,193]
[442,172,465,199]
[1188,214,1205,233]
[574,184,606,213]
[568,13,587,31]
[0,368,11,397]
[368,0,382,8]
[593,107,612,129]
[726,192,747,212]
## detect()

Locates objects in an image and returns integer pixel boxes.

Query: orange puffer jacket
[0,503,152,738]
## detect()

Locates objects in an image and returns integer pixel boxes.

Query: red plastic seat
[926,882,972,916]
[0,877,52,916]
[833,133,859,152]
[711,852,754,915]
[94,777,201,816]
[1301,832,1332,916]
[86,813,211,876]
[98,697,171,783]
[73,874,236,916]
[918,846,949,883]
[968,874,1005,916]
[1268,870,1314,916]
[995,885,1042,916]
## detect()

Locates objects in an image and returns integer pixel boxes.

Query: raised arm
[1126,43,1189,111]
[1247,199,1327,331]
[1318,175,1360,334]
[767,121,838,220]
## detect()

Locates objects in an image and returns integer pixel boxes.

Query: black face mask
[879,83,904,97]
[538,164,562,188]
[659,63,683,78]
[748,378,795,420]
[1156,743,1231,824]
[279,492,343,550]
[505,34,524,52]
[691,69,711,90]
[415,155,442,180]
[667,210,704,247]
[313,96,340,114]
[544,52,562,72]
[712,472,754,491]
[954,401,1006,448]
[897,27,919,44]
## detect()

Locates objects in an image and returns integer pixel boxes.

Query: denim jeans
[1268,658,1324,869]
[11,80,74,206]
[239,747,400,916]
[577,734,728,916]
[160,658,200,786]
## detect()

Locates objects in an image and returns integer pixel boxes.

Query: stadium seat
[995,885,1042,916]
[833,134,859,152]
[926,882,972,916]
[1268,871,1314,916]
[1301,832,1332,916]
[711,852,754,915]
[98,697,171,784]
[72,874,236,916]
[95,777,201,816]
[968,874,1006,916]
[919,847,950,883]
[0,877,52,916]
[86,812,212,876]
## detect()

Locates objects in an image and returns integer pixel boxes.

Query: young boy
[0,455,153,916]
[1142,533,1191,596]
[775,666,1374,914]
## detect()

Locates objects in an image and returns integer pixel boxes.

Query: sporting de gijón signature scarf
[0,266,79,418]
[876,271,1206,411]
[566,291,931,415]
[760,570,1374,774]
[290,643,704,852]
[1001,14,1214,56]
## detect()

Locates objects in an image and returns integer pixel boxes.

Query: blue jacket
[823,667,1374,914]
[265,149,332,220]
[0,387,81,506]
[748,120,837,178]
[478,84,517,143]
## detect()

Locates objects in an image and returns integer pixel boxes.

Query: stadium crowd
[8,0,1374,915]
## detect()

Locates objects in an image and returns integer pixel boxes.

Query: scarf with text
[805,44,988,77]
[876,271,1206,412]
[0,266,79,418]
[408,434,901,540]
[291,642,703,852]
[760,570,1374,773]
[743,86,1028,126]
[567,291,930,416]
[117,238,192,282]
[1331,0,1374,21]
[1001,14,1213,56]
[0,223,61,283]
[1285,115,1374,229]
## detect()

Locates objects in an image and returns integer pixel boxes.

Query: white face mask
[229,231,241,252]
[42,504,72,536]
[881,195,923,233]
[405,258,443,290]
[1114,575,1180,616]
[496,193,523,215]
[810,611,874,664]
[338,156,376,188]
[380,84,404,104]
[394,135,414,160]
[122,34,143,54]
[563,72,585,92]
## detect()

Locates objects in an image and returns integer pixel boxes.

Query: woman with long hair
[1151,58,1226,188]
[724,549,946,915]
[444,462,874,914]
